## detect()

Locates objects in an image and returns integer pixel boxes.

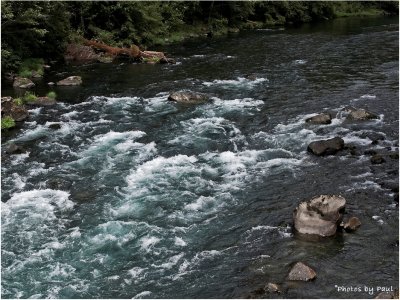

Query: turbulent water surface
[1,17,399,298]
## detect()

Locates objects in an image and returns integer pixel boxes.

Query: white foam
[140,236,160,252]
[174,237,187,247]
[132,291,152,299]
[27,107,42,115]
[294,59,307,64]
[372,215,384,225]
[184,196,216,211]
[202,77,267,88]
[128,267,146,278]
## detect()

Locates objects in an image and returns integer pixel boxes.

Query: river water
[1,17,399,298]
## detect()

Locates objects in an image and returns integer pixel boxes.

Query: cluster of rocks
[250,108,385,297]
[13,75,83,89]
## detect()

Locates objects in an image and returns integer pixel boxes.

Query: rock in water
[287,262,316,281]
[305,113,332,125]
[13,77,35,89]
[371,154,385,164]
[346,107,379,120]
[265,282,281,293]
[307,137,345,156]
[34,97,57,106]
[57,76,82,86]
[342,217,361,232]
[1,97,29,121]
[168,91,209,104]
[5,143,25,154]
[293,195,346,237]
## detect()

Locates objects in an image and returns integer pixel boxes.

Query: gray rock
[371,154,385,164]
[168,91,209,104]
[341,216,361,232]
[346,107,379,120]
[13,77,35,89]
[48,82,55,86]
[265,282,281,293]
[287,262,316,281]
[293,195,346,237]
[5,143,25,154]
[375,290,399,299]
[25,96,56,107]
[48,123,62,130]
[57,76,82,86]
[364,149,378,156]
[307,137,345,156]
[1,97,29,121]
[305,113,332,125]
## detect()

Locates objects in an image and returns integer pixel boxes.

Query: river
[1,16,399,298]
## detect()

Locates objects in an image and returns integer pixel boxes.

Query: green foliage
[23,91,37,103]
[1,116,16,130]
[18,58,44,77]
[13,98,24,106]
[1,1,398,77]
[46,91,57,100]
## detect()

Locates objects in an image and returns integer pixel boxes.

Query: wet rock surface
[341,216,361,232]
[307,137,345,156]
[293,195,346,237]
[305,113,332,125]
[345,107,379,120]
[57,76,83,86]
[168,91,209,104]
[287,262,316,281]
[13,77,35,89]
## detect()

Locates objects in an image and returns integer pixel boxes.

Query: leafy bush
[46,91,57,100]
[1,116,16,130]
[18,58,44,77]
[13,98,24,106]
[23,91,37,102]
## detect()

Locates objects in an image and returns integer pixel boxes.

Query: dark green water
[1,17,399,298]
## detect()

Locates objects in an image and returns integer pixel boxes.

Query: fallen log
[82,39,166,62]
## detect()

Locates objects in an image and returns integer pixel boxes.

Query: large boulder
[13,77,35,89]
[57,76,82,86]
[168,91,209,104]
[307,137,345,156]
[293,195,346,237]
[287,262,316,281]
[345,107,379,121]
[305,113,332,125]
[1,97,29,121]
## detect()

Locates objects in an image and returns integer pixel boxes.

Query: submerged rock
[305,113,332,125]
[341,216,361,232]
[307,137,344,156]
[13,77,35,89]
[287,262,316,281]
[168,91,209,104]
[5,143,25,154]
[48,123,62,130]
[265,282,281,294]
[345,107,379,121]
[293,195,346,237]
[57,76,82,86]
[371,154,385,164]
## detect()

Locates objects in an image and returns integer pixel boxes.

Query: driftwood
[82,39,166,61]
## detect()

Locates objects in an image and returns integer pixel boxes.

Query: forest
[1,1,398,78]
